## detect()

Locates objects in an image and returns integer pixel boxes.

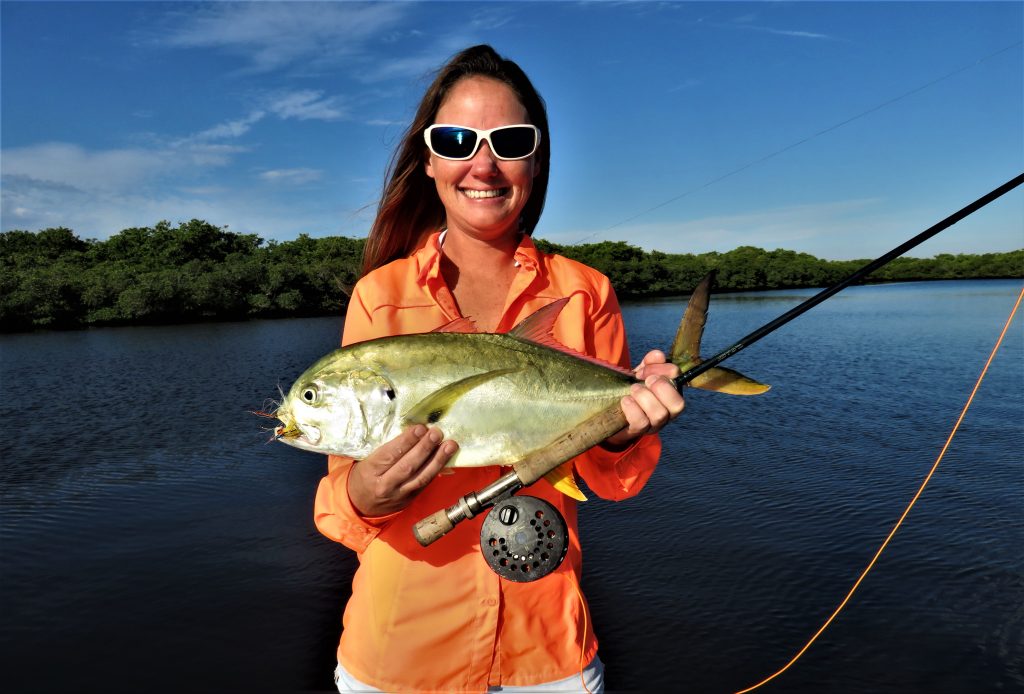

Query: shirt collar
[414,229,541,284]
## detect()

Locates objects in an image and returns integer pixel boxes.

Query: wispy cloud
[156,2,408,73]
[2,143,178,193]
[258,168,322,185]
[760,28,832,40]
[167,90,347,152]
[187,111,267,143]
[548,199,894,258]
[265,90,347,121]
[703,16,837,42]
[668,78,701,93]
[153,3,514,87]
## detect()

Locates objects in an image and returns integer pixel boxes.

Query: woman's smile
[460,187,509,200]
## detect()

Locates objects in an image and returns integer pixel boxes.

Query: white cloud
[546,199,893,257]
[266,90,347,121]
[1,143,173,193]
[157,2,408,73]
[763,28,832,40]
[705,18,837,42]
[188,111,267,142]
[258,168,323,185]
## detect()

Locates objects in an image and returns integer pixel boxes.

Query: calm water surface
[1,279,1021,693]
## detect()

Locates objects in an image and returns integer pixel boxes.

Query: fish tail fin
[544,462,587,501]
[671,271,771,396]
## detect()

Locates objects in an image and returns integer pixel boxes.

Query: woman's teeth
[462,188,507,199]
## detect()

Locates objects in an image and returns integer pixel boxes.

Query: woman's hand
[603,350,685,450]
[348,425,459,517]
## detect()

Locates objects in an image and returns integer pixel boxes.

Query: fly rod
[413,172,1024,547]
[679,172,1024,385]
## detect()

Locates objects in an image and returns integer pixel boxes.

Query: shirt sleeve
[312,282,400,551]
[573,277,662,501]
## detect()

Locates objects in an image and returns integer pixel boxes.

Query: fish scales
[276,330,635,468]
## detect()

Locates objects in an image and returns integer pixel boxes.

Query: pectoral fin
[543,462,587,501]
[402,369,517,425]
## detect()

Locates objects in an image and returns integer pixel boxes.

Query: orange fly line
[735,285,1024,694]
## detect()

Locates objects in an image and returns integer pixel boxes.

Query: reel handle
[412,508,455,546]
[413,473,524,547]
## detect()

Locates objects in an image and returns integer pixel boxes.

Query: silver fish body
[275,328,636,467]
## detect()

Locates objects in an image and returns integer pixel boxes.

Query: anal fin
[543,462,587,501]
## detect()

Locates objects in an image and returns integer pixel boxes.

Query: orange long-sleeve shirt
[313,231,661,692]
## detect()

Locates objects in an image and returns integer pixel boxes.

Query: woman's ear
[424,150,435,180]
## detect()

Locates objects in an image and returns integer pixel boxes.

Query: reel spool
[480,495,569,582]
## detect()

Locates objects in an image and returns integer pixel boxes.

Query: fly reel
[480,495,569,582]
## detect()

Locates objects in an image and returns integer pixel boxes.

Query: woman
[314,45,684,693]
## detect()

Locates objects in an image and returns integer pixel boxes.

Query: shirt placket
[496,255,540,331]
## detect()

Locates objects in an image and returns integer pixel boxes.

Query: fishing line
[576,40,1022,243]
[734,285,1024,694]
[566,573,594,694]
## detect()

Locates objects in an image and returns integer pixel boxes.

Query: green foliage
[1,221,1020,332]
[0,221,364,330]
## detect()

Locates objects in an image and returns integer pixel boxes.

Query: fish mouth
[274,412,322,450]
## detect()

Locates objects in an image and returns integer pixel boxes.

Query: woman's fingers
[379,426,454,491]
[397,437,458,497]
[349,426,457,516]
[634,350,681,381]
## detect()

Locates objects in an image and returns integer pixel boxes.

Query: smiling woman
[311,44,685,694]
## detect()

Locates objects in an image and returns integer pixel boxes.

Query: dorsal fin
[672,270,713,363]
[509,298,636,377]
[432,316,478,333]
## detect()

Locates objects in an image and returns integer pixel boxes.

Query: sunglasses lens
[490,126,537,159]
[429,127,478,159]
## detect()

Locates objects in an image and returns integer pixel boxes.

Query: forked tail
[671,271,771,395]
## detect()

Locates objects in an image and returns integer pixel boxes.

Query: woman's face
[425,76,539,245]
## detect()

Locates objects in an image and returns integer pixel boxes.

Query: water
[1,279,1021,693]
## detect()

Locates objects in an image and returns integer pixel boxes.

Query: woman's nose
[469,140,499,174]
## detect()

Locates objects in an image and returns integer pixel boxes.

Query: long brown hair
[360,45,551,276]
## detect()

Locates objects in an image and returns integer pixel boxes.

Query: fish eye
[300,384,320,405]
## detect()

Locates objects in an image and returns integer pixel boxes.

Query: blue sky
[2,1,1021,259]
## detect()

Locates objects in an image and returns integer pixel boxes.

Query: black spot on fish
[427,409,442,423]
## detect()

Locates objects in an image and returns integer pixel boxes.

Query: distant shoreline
[2,220,1021,333]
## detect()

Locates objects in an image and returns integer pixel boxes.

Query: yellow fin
[402,369,517,425]
[671,272,770,397]
[689,365,770,395]
[544,462,587,501]
[671,272,713,364]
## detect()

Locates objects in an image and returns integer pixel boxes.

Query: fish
[273,272,769,499]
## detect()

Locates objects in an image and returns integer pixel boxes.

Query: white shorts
[334,655,605,693]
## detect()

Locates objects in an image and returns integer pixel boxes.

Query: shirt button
[482,598,497,607]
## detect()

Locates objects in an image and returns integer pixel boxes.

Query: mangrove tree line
[2,219,1020,331]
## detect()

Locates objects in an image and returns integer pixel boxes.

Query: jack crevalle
[273,275,769,499]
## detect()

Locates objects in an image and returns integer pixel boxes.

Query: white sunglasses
[424,124,541,161]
